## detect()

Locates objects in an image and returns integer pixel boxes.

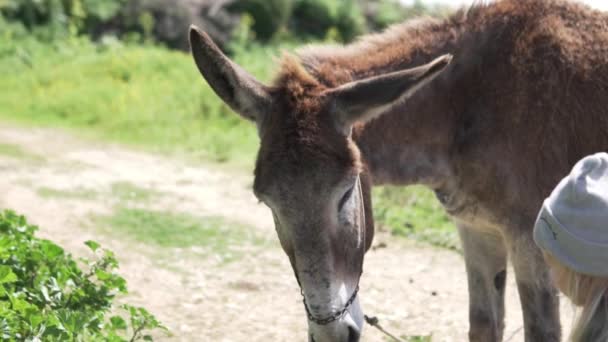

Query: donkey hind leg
[458,225,508,342]
[508,229,561,342]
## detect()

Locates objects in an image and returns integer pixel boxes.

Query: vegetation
[37,182,160,203]
[0,35,274,167]
[0,0,453,45]
[230,0,295,41]
[92,208,263,262]
[37,187,98,201]
[373,186,458,251]
[0,0,126,40]
[0,143,44,162]
[0,210,167,341]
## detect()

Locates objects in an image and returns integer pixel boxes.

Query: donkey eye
[338,185,355,211]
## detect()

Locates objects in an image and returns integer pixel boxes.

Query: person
[534,152,608,341]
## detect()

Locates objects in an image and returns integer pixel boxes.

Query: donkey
[189,0,608,340]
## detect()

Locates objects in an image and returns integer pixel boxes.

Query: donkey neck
[353,78,455,187]
[351,38,462,187]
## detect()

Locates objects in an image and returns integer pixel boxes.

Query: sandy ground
[0,124,574,341]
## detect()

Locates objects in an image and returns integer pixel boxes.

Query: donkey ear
[326,54,452,130]
[189,26,271,122]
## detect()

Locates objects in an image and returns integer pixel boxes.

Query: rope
[505,326,523,342]
[364,315,407,342]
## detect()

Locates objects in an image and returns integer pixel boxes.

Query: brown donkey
[189,0,608,341]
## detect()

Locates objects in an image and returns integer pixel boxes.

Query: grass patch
[404,336,432,342]
[110,181,161,202]
[0,143,24,158]
[37,182,162,203]
[93,207,262,261]
[0,38,292,168]
[37,186,98,200]
[373,185,459,251]
[0,143,44,162]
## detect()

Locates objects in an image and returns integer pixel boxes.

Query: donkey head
[189,26,450,342]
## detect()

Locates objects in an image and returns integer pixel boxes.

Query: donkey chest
[433,184,508,231]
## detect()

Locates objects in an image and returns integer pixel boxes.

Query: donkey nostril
[347,326,360,342]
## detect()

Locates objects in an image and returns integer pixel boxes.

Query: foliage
[0,0,126,39]
[290,0,337,38]
[368,0,411,30]
[291,0,366,42]
[0,0,453,48]
[0,210,167,341]
[229,0,294,41]
[334,1,367,42]
[366,0,454,30]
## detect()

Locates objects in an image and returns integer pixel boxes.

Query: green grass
[373,185,458,251]
[37,186,98,200]
[0,142,44,162]
[93,207,263,261]
[0,38,285,168]
[0,143,24,158]
[110,181,161,203]
[403,336,432,342]
[36,182,161,202]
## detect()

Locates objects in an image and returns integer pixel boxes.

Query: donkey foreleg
[507,228,560,342]
[458,225,508,342]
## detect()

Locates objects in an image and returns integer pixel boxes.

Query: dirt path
[0,124,573,341]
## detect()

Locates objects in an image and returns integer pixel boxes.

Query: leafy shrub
[366,0,409,30]
[334,1,366,42]
[229,0,294,41]
[291,0,366,42]
[366,0,454,30]
[0,0,126,39]
[0,210,167,341]
[290,0,336,38]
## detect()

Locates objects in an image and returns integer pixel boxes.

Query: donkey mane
[270,0,608,196]
[277,0,608,89]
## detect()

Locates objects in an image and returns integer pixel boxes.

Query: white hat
[534,152,608,277]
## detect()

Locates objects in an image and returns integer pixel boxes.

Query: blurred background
[0,0,600,341]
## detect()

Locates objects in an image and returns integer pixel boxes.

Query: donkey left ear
[189,25,271,122]
[326,54,452,131]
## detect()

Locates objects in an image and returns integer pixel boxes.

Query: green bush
[0,210,167,341]
[291,0,366,42]
[367,0,409,30]
[291,0,336,38]
[335,1,366,42]
[230,0,294,41]
[0,0,126,39]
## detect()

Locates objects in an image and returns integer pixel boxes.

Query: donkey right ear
[189,26,271,122]
[325,54,452,130]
